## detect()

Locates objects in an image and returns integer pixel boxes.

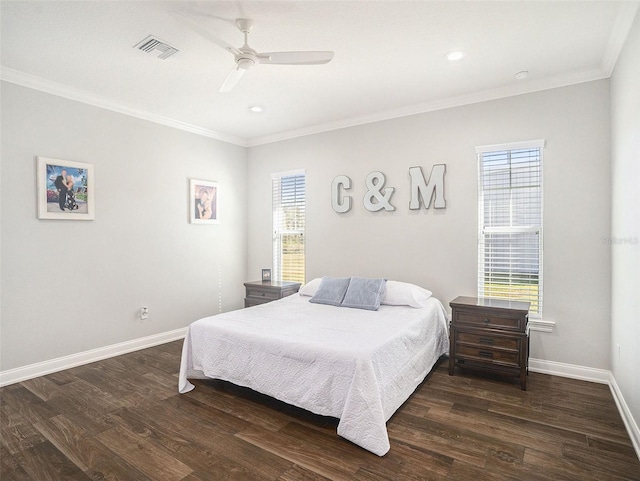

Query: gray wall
[611,13,640,434]
[0,82,248,371]
[247,80,612,370]
[0,67,621,381]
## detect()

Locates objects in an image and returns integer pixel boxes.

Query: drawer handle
[483,318,490,324]
[479,337,494,345]
[479,350,494,359]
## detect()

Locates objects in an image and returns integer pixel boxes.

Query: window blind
[272,170,306,283]
[477,141,544,315]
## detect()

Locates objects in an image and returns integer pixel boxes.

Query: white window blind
[477,140,544,315]
[272,170,306,283]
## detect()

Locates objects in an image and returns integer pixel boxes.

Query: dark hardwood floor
[1,340,638,480]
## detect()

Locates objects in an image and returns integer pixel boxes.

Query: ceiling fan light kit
[237,58,256,70]
[171,12,334,92]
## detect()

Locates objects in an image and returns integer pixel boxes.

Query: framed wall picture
[37,156,95,220]
[190,179,219,224]
[262,269,272,282]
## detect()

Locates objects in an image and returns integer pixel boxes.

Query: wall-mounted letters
[331,164,446,213]
[363,172,395,212]
[331,175,352,213]
[408,164,446,210]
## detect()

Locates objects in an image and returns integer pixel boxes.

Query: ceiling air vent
[134,35,179,60]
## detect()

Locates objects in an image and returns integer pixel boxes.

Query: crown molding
[0,67,249,147]
[0,64,611,150]
[247,67,609,147]
[601,2,640,76]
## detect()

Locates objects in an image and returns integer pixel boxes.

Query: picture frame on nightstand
[261,269,272,282]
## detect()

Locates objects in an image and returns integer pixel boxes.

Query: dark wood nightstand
[244,280,301,308]
[448,296,530,390]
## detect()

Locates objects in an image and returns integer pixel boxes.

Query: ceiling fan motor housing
[236,18,254,33]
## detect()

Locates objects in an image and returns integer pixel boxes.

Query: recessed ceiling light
[446,50,466,62]
[248,105,263,113]
[515,70,529,80]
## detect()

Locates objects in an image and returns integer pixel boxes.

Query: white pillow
[299,277,322,297]
[381,280,432,308]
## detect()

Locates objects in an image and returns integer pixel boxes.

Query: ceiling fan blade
[219,65,245,92]
[168,11,241,56]
[259,51,334,65]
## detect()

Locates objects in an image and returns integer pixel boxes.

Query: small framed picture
[37,156,95,220]
[261,269,272,282]
[190,179,219,224]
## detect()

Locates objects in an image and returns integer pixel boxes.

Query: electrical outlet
[141,307,149,320]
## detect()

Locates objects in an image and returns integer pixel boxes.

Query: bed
[178,278,449,456]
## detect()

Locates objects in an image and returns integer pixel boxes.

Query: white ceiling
[1,1,638,146]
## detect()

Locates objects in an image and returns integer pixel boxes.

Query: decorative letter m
[408,164,446,210]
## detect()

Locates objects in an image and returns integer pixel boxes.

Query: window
[476,140,544,316]
[272,170,306,283]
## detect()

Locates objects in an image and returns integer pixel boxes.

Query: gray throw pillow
[341,277,387,311]
[309,277,351,306]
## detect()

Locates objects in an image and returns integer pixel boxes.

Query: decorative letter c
[332,175,352,213]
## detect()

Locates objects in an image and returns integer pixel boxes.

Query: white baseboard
[530,357,640,460]
[0,327,187,387]
[529,357,611,384]
[609,373,640,460]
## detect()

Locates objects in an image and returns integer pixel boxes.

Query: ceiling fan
[170,12,334,92]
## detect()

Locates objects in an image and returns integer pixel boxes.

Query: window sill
[528,318,556,333]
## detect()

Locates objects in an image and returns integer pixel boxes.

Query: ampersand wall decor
[363,171,395,212]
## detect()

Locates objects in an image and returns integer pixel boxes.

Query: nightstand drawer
[454,309,524,331]
[245,286,280,300]
[455,344,520,366]
[245,297,272,307]
[457,332,519,350]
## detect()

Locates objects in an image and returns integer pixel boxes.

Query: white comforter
[178,294,449,456]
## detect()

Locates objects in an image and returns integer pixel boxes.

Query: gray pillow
[309,277,351,306]
[341,277,387,311]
